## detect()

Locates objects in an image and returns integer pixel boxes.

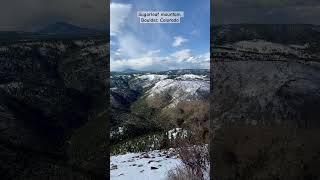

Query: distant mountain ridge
[121,68,142,74]
[37,22,101,35]
[0,22,105,41]
[111,69,210,76]
[213,24,320,45]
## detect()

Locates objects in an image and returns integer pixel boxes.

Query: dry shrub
[167,139,210,180]
[167,165,201,180]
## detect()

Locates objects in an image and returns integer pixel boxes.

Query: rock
[151,166,159,170]
[142,154,150,158]
[111,165,118,170]
[148,160,161,164]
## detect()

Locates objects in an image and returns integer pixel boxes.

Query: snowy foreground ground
[110,150,181,180]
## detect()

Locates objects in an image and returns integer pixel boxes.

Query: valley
[0,31,109,179]
[211,24,320,179]
[110,69,210,179]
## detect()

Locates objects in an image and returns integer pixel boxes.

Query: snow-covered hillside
[110,71,210,109]
[147,79,209,108]
[110,150,181,180]
[110,147,210,180]
[218,39,314,59]
[176,74,208,80]
[230,40,301,54]
[131,74,168,89]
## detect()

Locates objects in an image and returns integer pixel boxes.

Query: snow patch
[111,127,125,139]
[110,150,181,180]
[167,128,188,140]
[147,79,209,108]
[176,74,208,80]
[134,74,168,88]
[227,40,301,55]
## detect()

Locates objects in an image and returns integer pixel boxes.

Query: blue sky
[110,0,210,71]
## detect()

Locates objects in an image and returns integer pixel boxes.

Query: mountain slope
[110,71,210,151]
[0,38,108,179]
[37,22,101,35]
[211,24,320,179]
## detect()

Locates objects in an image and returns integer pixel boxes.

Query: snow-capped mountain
[111,70,209,112]
[110,69,209,145]
[146,78,209,108]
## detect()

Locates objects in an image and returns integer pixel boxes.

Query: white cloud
[111,57,153,70]
[111,50,163,71]
[117,33,145,57]
[111,50,210,71]
[196,52,210,68]
[190,30,199,36]
[110,3,131,36]
[109,3,209,72]
[172,36,188,47]
[146,49,161,56]
[170,49,193,62]
[165,50,210,69]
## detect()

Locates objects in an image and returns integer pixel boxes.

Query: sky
[213,0,320,24]
[1,0,320,31]
[110,0,210,71]
[0,0,108,31]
